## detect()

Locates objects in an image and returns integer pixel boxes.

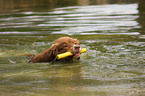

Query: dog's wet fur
[32,37,81,63]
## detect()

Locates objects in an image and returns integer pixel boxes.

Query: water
[0,2,145,96]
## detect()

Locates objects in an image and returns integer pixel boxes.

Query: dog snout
[73,45,81,53]
[74,45,80,49]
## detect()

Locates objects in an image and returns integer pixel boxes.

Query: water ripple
[0,4,139,35]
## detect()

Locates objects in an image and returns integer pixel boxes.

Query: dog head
[51,37,81,60]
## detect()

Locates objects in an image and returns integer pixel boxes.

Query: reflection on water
[0,4,140,35]
[0,0,137,14]
[0,2,145,96]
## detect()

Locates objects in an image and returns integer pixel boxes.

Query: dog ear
[48,43,60,64]
[32,43,59,63]
[47,43,59,57]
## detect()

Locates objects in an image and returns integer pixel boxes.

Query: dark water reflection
[0,0,145,96]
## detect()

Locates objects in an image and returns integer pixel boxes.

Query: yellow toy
[57,48,87,59]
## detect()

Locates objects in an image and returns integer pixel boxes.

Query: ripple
[0,4,139,36]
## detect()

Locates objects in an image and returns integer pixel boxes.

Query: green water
[0,2,145,96]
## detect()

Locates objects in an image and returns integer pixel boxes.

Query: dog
[32,37,81,63]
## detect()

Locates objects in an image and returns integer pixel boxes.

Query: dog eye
[63,44,67,47]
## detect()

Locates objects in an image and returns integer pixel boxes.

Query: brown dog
[32,37,81,63]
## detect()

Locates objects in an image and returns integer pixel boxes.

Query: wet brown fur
[32,37,80,63]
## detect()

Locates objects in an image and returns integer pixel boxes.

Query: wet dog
[32,37,81,63]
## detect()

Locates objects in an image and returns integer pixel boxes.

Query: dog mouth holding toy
[72,44,81,59]
[57,45,86,61]
[55,39,83,61]
[52,44,86,64]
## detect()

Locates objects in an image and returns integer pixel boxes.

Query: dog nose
[74,45,80,49]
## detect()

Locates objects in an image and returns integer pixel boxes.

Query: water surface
[0,3,145,96]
